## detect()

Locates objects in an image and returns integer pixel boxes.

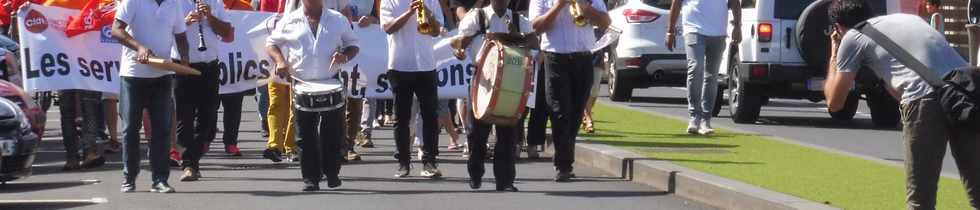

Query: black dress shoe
[263,149,283,163]
[326,176,342,188]
[80,156,106,169]
[496,185,519,192]
[469,178,482,189]
[302,181,320,191]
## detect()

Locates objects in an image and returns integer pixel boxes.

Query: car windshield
[641,0,671,10]
[774,0,816,19]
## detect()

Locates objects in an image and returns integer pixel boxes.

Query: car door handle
[786,28,792,49]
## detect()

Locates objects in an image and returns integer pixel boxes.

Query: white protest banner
[18,4,274,94]
[344,26,477,99]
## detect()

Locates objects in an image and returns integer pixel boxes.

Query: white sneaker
[698,119,715,135]
[687,118,701,134]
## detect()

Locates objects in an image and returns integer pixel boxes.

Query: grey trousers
[683,33,725,120]
[902,93,980,210]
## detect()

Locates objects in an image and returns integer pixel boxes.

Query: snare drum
[471,40,533,125]
[292,79,346,112]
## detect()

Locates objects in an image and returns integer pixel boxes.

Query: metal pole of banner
[969,24,979,67]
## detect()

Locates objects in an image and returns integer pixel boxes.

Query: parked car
[719,0,901,126]
[606,0,702,106]
[0,80,46,184]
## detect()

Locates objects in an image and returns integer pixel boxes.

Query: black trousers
[218,91,246,146]
[467,118,516,188]
[58,90,103,159]
[388,70,440,164]
[543,52,594,173]
[526,59,551,146]
[294,107,345,183]
[176,61,220,170]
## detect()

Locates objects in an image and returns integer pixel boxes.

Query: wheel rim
[729,65,741,114]
[608,53,617,96]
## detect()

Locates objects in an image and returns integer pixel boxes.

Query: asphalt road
[0,98,713,210]
[605,85,960,176]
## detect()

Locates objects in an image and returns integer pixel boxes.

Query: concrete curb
[554,140,840,210]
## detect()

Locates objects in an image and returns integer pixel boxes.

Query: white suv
[606,0,691,103]
[720,0,902,126]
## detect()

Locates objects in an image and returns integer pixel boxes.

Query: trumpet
[569,0,588,27]
[415,0,438,36]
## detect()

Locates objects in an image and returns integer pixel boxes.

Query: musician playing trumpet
[380,0,445,179]
[529,0,608,182]
[451,0,534,192]
[171,0,233,183]
[266,0,360,191]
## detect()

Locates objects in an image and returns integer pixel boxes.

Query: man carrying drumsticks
[529,0,608,182]
[172,0,233,182]
[451,0,534,192]
[266,0,360,191]
[111,0,192,193]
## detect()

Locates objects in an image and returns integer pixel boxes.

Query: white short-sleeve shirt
[115,0,188,78]
[680,0,728,37]
[380,0,444,72]
[266,8,360,81]
[169,0,229,63]
[456,7,533,61]
[529,0,605,53]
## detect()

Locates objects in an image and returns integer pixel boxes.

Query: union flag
[64,0,115,37]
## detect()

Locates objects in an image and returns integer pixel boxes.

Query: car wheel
[866,84,900,128]
[728,59,763,124]
[829,92,859,120]
[608,51,632,102]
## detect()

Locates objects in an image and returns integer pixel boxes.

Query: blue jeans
[120,75,174,184]
[684,33,725,120]
[255,85,269,132]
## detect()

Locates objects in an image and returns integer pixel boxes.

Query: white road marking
[0,197,108,204]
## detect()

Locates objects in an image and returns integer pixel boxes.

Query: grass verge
[582,102,968,210]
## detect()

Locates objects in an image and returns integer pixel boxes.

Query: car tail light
[624,58,644,68]
[623,9,660,23]
[757,23,772,42]
[750,65,768,78]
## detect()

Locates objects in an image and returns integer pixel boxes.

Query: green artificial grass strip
[582,102,969,210]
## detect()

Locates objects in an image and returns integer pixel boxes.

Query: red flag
[64,0,115,37]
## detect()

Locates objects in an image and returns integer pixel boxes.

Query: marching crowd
[3,0,980,209]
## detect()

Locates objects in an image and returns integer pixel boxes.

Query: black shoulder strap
[854,21,946,87]
[477,8,487,35]
[509,11,520,35]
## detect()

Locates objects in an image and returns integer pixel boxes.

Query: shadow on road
[174,188,668,198]
[0,181,92,193]
[0,203,96,210]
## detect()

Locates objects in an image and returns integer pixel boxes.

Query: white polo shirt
[456,7,532,61]
[169,0,229,63]
[379,0,444,71]
[529,0,605,53]
[115,0,188,78]
[266,8,360,81]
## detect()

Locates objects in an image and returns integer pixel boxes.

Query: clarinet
[196,0,207,52]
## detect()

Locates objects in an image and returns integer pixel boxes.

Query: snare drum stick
[146,57,202,76]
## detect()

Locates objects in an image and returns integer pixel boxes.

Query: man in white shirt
[111,0,191,193]
[380,0,445,178]
[452,0,533,192]
[266,0,360,191]
[665,0,741,135]
[171,0,233,183]
[529,0,608,182]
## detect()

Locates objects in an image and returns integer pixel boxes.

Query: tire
[712,88,723,117]
[866,85,900,127]
[829,92,859,120]
[608,51,632,102]
[728,56,763,124]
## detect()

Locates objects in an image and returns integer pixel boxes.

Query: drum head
[473,42,502,118]
[294,80,343,94]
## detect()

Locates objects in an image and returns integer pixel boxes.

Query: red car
[0,80,46,184]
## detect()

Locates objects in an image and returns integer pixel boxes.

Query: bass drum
[471,40,534,126]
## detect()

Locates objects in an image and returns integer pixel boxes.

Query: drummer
[451,0,534,192]
[266,0,360,192]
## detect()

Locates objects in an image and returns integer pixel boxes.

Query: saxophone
[569,0,588,27]
[416,0,437,36]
